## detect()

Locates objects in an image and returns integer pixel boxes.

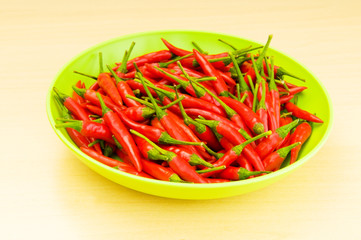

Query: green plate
[46,30,333,199]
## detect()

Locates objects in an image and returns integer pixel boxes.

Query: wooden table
[1,0,360,239]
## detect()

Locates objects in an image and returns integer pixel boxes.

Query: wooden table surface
[1,0,360,239]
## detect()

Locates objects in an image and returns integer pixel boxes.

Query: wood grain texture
[1,0,360,239]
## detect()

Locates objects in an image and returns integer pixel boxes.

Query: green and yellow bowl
[46,30,333,199]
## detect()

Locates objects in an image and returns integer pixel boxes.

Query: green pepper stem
[53,87,69,103]
[248,75,255,93]
[201,143,224,159]
[218,39,237,50]
[277,142,301,158]
[255,35,273,70]
[176,61,206,99]
[112,136,123,150]
[237,168,271,180]
[107,64,124,84]
[73,71,97,80]
[119,42,135,74]
[136,69,167,120]
[55,121,82,132]
[125,94,185,110]
[240,93,248,103]
[190,79,237,118]
[72,86,86,98]
[192,41,208,55]
[88,139,101,148]
[192,76,217,82]
[196,165,226,174]
[96,92,111,116]
[158,53,193,68]
[233,131,272,155]
[130,129,169,156]
[189,154,214,168]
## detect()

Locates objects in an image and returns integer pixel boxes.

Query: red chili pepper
[280,94,294,104]
[200,131,271,177]
[219,96,264,134]
[166,109,211,159]
[80,146,126,167]
[117,109,203,146]
[53,88,91,121]
[236,156,254,171]
[97,72,124,107]
[84,104,103,116]
[89,82,100,91]
[126,79,158,96]
[107,65,142,108]
[145,83,226,117]
[54,88,102,154]
[55,119,115,144]
[289,122,312,164]
[137,72,206,157]
[193,49,229,96]
[122,105,155,122]
[263,61,305,82]
[163,146,214,168]
[97,93,142,172]
[72,80,85,104]
[53,94,92,149]
[285,102,324,123]
[217,166,270,180]
[152,66,212,101]
[263,142,301,171]
[256,78,269,133]
[251,55,278,131]
[116,149,175,181]
[177,94,222,151]
[142,159,183,182]
[125,50,173,71]
[218,70,236,86]
[195,118,268,171]
[133,135,170,161]
[191,79,253,138]
[268,57,280,128]
[72,86,122,113]
[255,119,299,159]
[278,86,307,95]
[130,130,208,183]
[161,38,192,56]
[276,116,293,150]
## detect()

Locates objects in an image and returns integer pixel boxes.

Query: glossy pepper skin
[55,120,115,144]
[200,131,272,177]
[285,102,324,123]
[53,88,102,154]
[53,94,92,149]
[125,50,173,71]
[72,86,121,113]
[97,73,124,107]
[196,118,267,171]
[289,122,312,164]
[192,49,229,96]
[263,142,301,171]
[97,93,143,172]
[217,166,270,180]
[255,119,299,159]
[219,96,265,135]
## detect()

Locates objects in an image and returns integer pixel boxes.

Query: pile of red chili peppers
[53,35,323,183]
